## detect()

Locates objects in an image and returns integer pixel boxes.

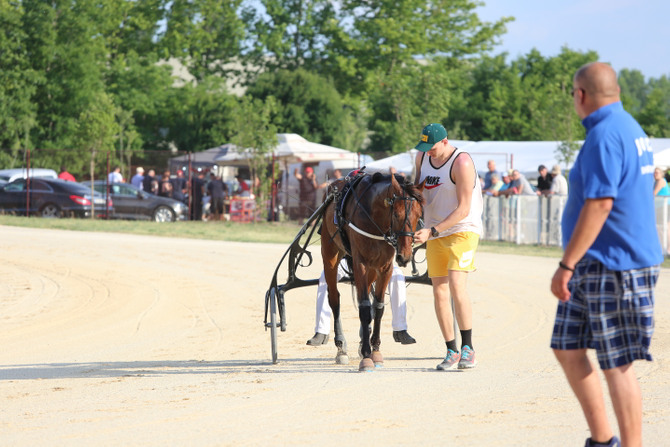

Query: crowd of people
[481,160,569,197]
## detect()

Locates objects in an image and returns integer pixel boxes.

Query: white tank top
[419,148,483,238]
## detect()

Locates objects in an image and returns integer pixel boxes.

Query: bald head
[574,62,620,99]
[572,62,620,118]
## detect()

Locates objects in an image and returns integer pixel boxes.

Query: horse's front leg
[353,267,377,371]
[370,270,392,367]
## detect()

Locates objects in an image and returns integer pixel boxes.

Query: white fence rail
[481,196,670,256]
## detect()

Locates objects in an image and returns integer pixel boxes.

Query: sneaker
[584,436,620,447]
[458,345,477,369]
[436,349,460,370]
[393,330,416,344]
[306,333,329,346]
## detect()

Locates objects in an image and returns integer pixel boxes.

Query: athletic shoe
[393,330,416,344]
[306,333,329,346]
[584,436,620,447]
[458,345,477,369]
[436,349,460,370]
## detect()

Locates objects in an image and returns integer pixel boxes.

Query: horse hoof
[371,351,384,367]
[336,354,349,365]
[359,358,375,372]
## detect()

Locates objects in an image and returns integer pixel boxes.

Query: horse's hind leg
[322,243,348,365]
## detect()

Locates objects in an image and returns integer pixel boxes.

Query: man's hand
[413,228,430,245]
[551,267,572,302]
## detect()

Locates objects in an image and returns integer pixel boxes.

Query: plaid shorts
[550,258,659,370]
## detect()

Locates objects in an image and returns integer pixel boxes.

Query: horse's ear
[416,178,426,192]
[390,170,400,189]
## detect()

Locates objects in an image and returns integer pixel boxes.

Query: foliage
[229,96,279,217]
[245,69,347,146]
[0,0,668,180]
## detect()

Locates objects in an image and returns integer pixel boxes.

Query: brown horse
[320,171,424,371]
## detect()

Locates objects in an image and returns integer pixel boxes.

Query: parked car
[90,181,187,222]
[0,178,111,218]
[0,168,58,187]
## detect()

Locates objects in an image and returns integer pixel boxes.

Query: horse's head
[386,172,424,267]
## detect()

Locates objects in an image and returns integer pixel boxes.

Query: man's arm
[550,197,613,301]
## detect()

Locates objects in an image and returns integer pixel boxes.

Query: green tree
[161,0,245,81]
[245,69,347,145]
[241,0,338,75]
[0,1,40,165]
[637,77,670,138]
[619,68,648,116]
[74,92,119,215]
[230,96,278,217]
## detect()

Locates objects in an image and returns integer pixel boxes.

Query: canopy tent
[274,133,364,164]
[169,144,239,172]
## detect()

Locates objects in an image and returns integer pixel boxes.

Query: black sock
[460,329,473,350]
[446,339,458,353]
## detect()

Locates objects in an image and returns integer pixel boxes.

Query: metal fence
[482,195,670,256]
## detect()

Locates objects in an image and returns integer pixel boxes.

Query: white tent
[213,133,363,166]
[274,133,363,164]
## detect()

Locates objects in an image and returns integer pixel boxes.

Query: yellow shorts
[426,231,480,278]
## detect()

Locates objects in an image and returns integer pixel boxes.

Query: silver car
[90,181,187,222]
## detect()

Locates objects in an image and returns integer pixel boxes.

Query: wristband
[558,261,575,273]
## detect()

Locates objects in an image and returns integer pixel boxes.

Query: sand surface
[0,225,668,446]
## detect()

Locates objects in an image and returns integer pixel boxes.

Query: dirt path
[1,225,668,446]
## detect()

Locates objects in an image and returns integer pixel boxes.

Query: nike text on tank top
[419,148,483,238]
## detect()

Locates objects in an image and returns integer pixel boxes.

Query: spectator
[131,167,144,189]
[236,174,251,196]
[58,166,76,182]
[500,169,535,196]
[189,171,205,221]
[294,166,318,224]
[653,167,670,196]
[207,172,228,221]
[483,160,502,190]
[536,164,553,194]
[483,173,503,195]
[143,169,158,195]
[495,170,513,196]
[159,171,173,198]
[307,260,416,346]
[550,61,663,447]
[548,165,568,195]
[170,170,187,203]
[108,166,123,184]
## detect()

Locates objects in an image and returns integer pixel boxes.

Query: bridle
[347,177,421,256]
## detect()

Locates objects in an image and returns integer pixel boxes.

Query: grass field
[1,215,667,267]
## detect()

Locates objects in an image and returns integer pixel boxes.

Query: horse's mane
[369,172,425,205]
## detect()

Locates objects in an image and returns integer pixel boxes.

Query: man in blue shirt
[550,62,663,447]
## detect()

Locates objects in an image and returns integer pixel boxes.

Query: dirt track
[1,225,668,446]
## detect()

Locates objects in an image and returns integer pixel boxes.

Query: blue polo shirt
[562,101,663,270]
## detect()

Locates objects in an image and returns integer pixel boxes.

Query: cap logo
[421,135,428,142]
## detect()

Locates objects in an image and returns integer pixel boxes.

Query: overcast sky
[476,0,670,80]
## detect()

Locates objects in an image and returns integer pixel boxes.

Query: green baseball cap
[415,123,448,152]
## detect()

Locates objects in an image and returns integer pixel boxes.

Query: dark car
[0,178,111,218]
[90,181,187,222]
